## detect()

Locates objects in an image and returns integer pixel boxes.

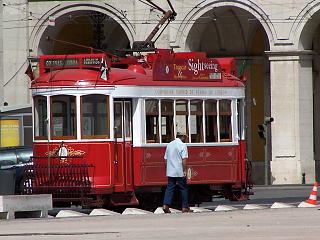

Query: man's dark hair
[176,132,187,139]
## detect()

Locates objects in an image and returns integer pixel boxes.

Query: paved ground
[0,184,318,239]
[1,207,320,239]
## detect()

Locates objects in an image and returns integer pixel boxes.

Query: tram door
[113,100,133,192]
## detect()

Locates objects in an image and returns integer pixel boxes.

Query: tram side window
[51,95,76,139]
[145,99,159,143]
[205,100,218,142]
[161,99,174,143]
[81,95,110,138]
[219,100,232,142]
[34,96,47,139]
[176,100,189,143]
[190,100,203,143]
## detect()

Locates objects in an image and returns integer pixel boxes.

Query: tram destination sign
[43,57,102,68]
[153,57,223,81]
[82,57,101,66]
[44,58,79,68]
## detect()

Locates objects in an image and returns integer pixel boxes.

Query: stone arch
[290,2,320,49]
[29,2,135,55]
[171,0,275,51]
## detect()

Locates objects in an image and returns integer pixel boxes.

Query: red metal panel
[33,141,114,191]
[141,147,166,185]
[133,147,142,186]
[187,164,237,184]
[135,145,243,186]
[114,142,125,192]
[187,147,205,164]
[125,141,133,191]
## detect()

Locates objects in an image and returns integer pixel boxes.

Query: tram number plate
[209,72,222,80]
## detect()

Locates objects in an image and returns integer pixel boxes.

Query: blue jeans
[163,177,189,209]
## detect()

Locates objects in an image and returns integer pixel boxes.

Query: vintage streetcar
[24,49,252,209]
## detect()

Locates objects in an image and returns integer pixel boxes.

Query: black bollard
[302,173,306,184]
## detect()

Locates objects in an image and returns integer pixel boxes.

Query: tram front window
[51,95,76,139]
[161,99,174,143]
[219,100,232,141]
[81,95,109,138]
[34,96,47,139]
[145,99,159,143]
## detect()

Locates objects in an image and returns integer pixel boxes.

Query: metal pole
[264,124,268,185]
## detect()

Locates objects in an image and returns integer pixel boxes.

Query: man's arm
[182,157,187,177]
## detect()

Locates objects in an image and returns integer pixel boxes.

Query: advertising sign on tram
[153,56,223,81]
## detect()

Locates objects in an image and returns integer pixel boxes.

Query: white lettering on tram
[188,59,219,76]
[154,88,228,96]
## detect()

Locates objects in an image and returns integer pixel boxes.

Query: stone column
[267,51,314,184]
[0,3,3,106]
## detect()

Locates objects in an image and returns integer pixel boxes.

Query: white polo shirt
[164,138,188,177]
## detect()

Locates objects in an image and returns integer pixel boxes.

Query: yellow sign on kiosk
[0,119,20,147]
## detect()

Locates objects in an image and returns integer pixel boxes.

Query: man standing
[162,132,193,213]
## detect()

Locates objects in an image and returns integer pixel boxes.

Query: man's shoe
[163,205,171,213]
[182,208,194,213]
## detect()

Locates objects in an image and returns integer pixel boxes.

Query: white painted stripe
[154,207,181,214]
[56,210,87,218]
[90,209,120,216]
[243,204,267,210]
[189,207,212,213]
[309,195,317,200]
[298,201,319,208]
[214,205,238,211]
[270,202,295,209]
[122,208,152,215]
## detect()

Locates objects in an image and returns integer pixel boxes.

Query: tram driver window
[34,96,47,139]
[51,95,76,139]
[219,100,232,142]
[145,99,159,143]
[81,95,110,139]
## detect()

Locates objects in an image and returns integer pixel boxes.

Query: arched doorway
[38,10,130,55]
[185,6,270,184]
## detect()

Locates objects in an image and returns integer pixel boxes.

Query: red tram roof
[31,68,243,88]
[31,52,245,88]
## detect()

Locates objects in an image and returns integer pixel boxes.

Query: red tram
[25,49,252,208]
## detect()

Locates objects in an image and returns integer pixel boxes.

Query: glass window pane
[161,100,174,143]
[145,99,159,143]
[190,100,203,143]
[51,95,76,138]
[124,102,131,138]
[205,100,217,142]
[176,100,189,142]
[114,102,123,138]
[34,96,47,139]
[81,95,109,138]
[219,100,232,141]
